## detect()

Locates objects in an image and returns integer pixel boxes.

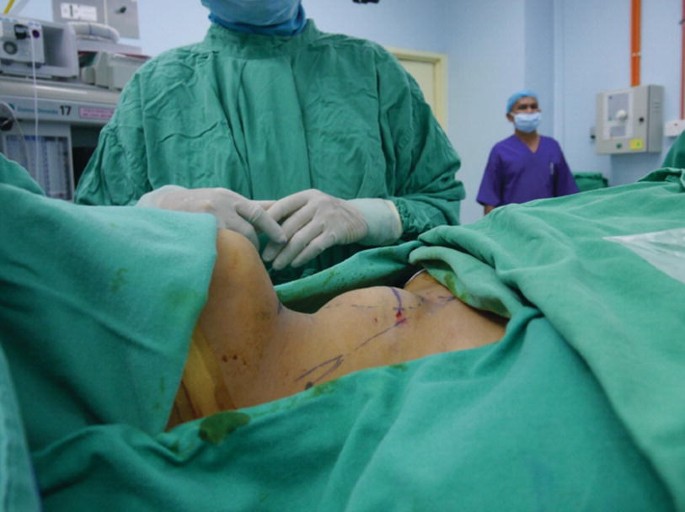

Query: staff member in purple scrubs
[476,90,579,215]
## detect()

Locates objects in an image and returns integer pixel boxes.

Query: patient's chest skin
[240,272,507,407]
[299,272,504,382]
[198,230,507,410]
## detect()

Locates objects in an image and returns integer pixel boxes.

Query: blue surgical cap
[506,89,538,113]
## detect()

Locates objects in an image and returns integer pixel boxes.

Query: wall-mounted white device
[595,84,664,154]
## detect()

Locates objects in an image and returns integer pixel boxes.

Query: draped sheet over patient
[1,155,684,510]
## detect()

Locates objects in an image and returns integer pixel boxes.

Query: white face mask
[513,112,541,133]
[201,0,301,26]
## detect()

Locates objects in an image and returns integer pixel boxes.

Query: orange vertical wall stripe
[681,0,684,118]
[631,0,642,87]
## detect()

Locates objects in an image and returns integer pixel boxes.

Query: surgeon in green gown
[75,0,464,284]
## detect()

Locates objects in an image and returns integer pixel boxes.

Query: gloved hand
[262,189,403,270]
[136,185,287,249]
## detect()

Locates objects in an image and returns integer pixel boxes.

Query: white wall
[10,0,683,224]
[302,0,449,52]
[445,1,528,223]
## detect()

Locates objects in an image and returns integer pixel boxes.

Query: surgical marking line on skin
[355,323,400,350]
[295,354,345,387]
[296,288,411,387]
[321,303,379,311]
[356,287,408,349]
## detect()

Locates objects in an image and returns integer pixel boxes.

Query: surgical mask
[513,112,541,133]
[202,0,301,27]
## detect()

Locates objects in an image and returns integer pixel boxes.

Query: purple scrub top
[477,135,579,207]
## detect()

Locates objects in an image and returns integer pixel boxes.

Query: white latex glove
[262,189,402,270]
[136,185,286,249]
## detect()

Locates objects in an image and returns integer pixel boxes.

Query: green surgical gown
[75,20,464,284]
[3,151,684,510]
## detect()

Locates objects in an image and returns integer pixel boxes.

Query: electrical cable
[0,101,32,174]
[28,20,40,181]
[0,101,15,130]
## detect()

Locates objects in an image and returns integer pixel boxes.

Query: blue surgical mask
[513,112,541,133]
[202,0,304,34]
